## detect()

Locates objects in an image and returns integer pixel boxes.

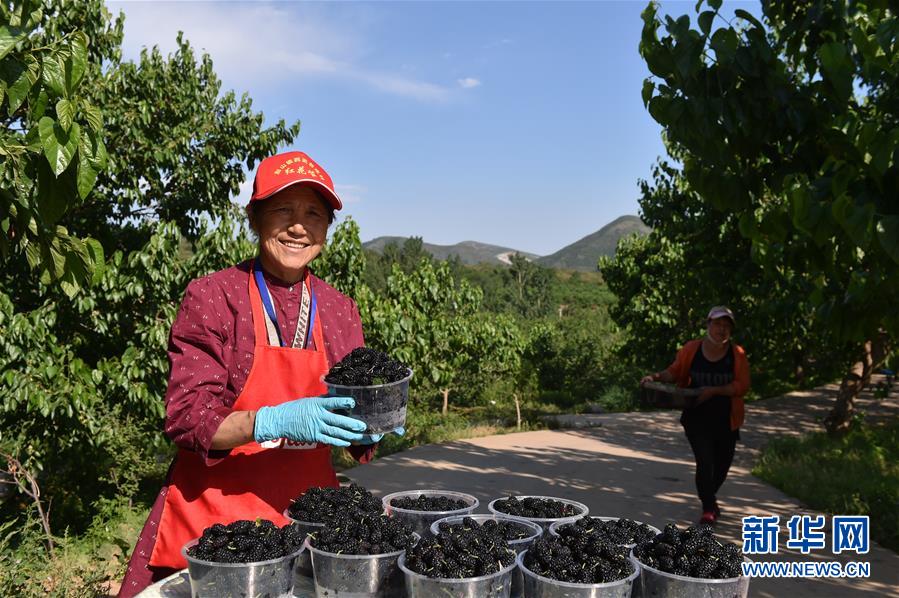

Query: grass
[753,419,899,553]
[0,500,147,597]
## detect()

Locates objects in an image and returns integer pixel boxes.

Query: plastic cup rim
[429,514,543,546]
[629,549,752,583]
[383,490,479,516]
[304,532,420,560]
[487,496,589,523]
[548,516,662,547]
[320,368,413,390]
[397,550,517,583]
[516,549,640,588]
[181,538,305,568]
[281,507,329,527]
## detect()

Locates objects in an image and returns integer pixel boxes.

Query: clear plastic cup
[517,549,639,598]
[181,539,304,598]
[629,551,751,598]
[398,551,516,598]
[322,369,412,434]
[549,516,661,548]
[383,490,479,536]
[487,495,589,531]
[306,533,419,597]
[283,508,325,578]
[430,514,542,598]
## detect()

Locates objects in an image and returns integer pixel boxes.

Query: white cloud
[109,1,452,102]
[484,38,512,49]
[457,77,481,89]
[334,184,366,205]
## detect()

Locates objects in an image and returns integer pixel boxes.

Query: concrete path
[346,377,899,597]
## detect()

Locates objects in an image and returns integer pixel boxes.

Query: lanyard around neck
[253,260,317,348]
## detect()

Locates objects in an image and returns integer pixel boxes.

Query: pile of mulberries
[436,517,534,542]
[492,496,581,519]
[404,522,516,579]
[633,523,743,579]
[390,494,469,512]
[523,530,634,584]
[324,347,410,386]
[309,513,416,555]
[555,517,657,546]
[187,519,305,563]
[286,484,382,523]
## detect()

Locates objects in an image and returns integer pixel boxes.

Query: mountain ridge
[362,214,649,270]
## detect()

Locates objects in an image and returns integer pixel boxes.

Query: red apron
[149,266,337,569]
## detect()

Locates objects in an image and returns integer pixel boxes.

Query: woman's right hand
[253,396,367,447]
[640,374,655,386]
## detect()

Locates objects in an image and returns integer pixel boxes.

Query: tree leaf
[41,51,66,97]
[65,32,89,92]
[709,28,738,62]
[734,9,763,29]
[832,195,873,248]
[0,25,26,61]
[84,237,105,282]
[29,87,48,119]
[698,10,715,35]
[77,136,99,199]
[641,79,654,108]
[36,158,74,225]
[39,117,80,175]
[2,54,38,113]
[876,216,899,265]
[56,98,74,131]
[818,42,851,101]
[83,101,103,132]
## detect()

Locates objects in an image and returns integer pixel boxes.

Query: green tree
[505,253,553,319]
[638,0,897,432]
[1,0,298,538]
[316,217,367,298]
[601,160,835,388]
[1,0,108,295]
[358,258,525,415]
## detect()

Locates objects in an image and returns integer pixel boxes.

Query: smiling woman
[117,151,404,597]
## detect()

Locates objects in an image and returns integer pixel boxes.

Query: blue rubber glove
[357,427,406,445]
[254,396,367,447]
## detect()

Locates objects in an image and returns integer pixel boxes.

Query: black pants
[686,432,738,512]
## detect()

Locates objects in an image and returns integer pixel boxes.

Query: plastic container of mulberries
[549,516,661,549]
[321,369,412,434]
[629,551,751,598]
[398,550,517,598]
[430,514,542,598]
[517,548,640,598]
[181,539,305,598]
[487,495,589,532]
[305,532,419,598]
[281,508,326,579]
[382,489,479,537]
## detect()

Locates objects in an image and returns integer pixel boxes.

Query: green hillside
[363,215,649,270]
[537,215,650,271]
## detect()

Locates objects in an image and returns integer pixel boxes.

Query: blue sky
[109,1,758,256]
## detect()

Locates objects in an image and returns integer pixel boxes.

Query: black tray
[640,381,702,409]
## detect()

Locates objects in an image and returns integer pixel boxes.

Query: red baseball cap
[250,151,343,210]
